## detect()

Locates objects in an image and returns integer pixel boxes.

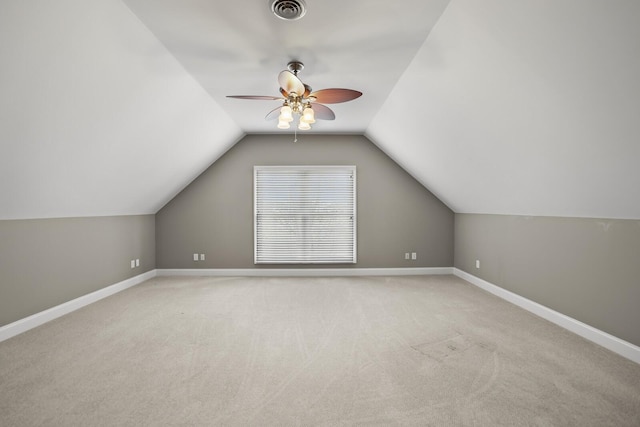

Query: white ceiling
[367,0,640,219]
[2,0,640,220]
[0,0,242,219]
[122,0,451,133]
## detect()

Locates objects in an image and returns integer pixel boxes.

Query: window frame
[254,165,357,264]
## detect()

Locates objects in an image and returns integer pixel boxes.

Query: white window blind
[254,165,357,264]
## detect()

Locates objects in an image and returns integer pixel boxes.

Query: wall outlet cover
[193,254,199,261]
[200,254,205,261]
[130,260,135,269]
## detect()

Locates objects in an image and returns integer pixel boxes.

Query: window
[254,165,356,264]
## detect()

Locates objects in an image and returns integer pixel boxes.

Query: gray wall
[454,214,640,346]
[156,134,454,269]
[0,215,155,327]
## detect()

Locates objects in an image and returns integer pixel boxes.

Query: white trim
[5,266,636,365]
[254,165,357,264]
[453,268,640,365]
[0,270,157,343]
[157,267,454,277]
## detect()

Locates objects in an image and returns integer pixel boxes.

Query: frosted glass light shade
[298,120,311,130]
[302,106,315,124]
[280,105,293,122]
[277,120,290,129]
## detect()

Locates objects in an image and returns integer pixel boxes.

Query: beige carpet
[1,275,639,426]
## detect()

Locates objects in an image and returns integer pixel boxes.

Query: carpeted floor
[1,275,639,426]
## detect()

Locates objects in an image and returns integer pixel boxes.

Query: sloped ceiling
[0,0,242,219]
[368,0,640,219]
[2,0,640,220]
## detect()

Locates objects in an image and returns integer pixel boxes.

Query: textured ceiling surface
[1,0,640,220]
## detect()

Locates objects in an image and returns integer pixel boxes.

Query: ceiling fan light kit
[227,61,362,132]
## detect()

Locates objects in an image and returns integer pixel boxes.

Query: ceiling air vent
[271,0,307,21]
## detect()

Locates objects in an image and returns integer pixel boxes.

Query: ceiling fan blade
[311,103,336,120]
[226,95,283,100]
[265,107,281,121]
[303,84,312,98]
[309,88,362,104]
[278,70,305,96]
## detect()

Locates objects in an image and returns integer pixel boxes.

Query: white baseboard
[9,267,635,365]
[156,267,454,277]
[0,270,157,343]
[453,268,640,365]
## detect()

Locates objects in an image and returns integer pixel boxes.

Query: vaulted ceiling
[1,0,639,220]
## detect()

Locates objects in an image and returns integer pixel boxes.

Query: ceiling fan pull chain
[294,126,298,143]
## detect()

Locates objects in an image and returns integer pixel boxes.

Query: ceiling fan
[227,61,362,131]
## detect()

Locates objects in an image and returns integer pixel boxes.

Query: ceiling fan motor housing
[287,61,304,75]
[271,0,307,21]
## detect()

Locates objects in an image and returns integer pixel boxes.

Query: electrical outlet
[193,253,199,261]
[476,260,480,269]
[200,254,205,261]
[405,252,410,260]
[130,260,135,269]
[135,259,140,267]
[411,252,417,260]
